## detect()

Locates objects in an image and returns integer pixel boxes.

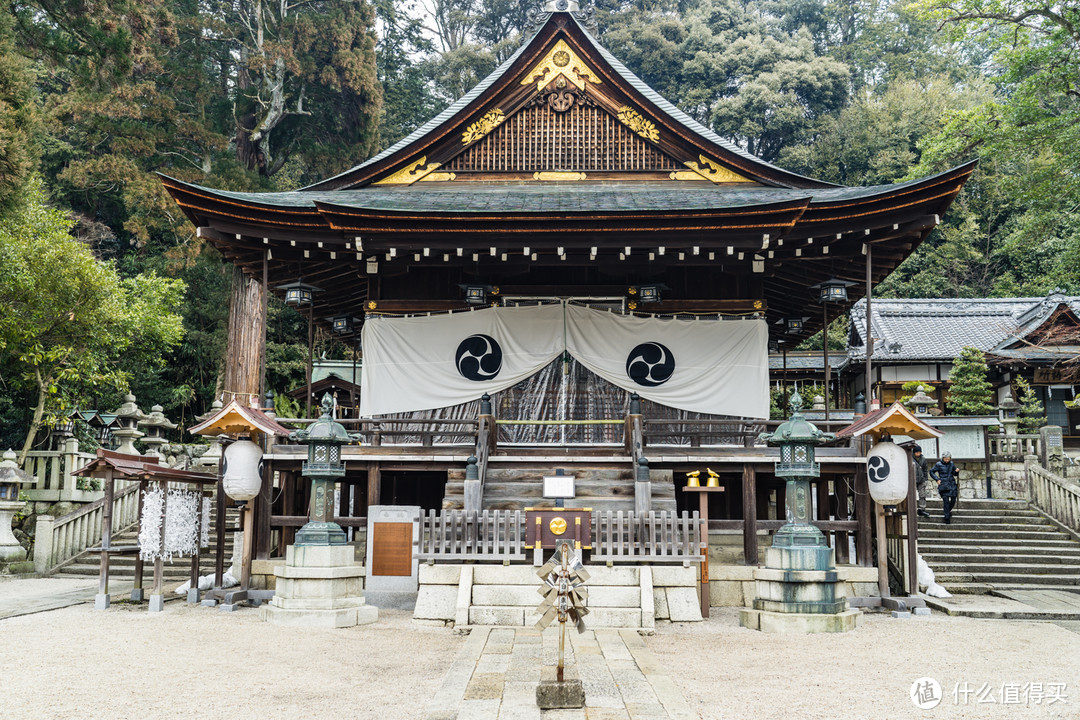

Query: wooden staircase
[443,466,676,513]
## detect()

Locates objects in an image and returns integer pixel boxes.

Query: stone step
[923,499,1030,510]
[926,562,1080,575]
[935,572,1080,586]
[918,537,1080,549]
[923,551,1080,564]
[920,507,1041,517]
[918,529,1070,541]
[917,515,1051,526]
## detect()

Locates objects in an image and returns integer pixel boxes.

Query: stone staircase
[443,466,675,513]
[919,498,1080,594]
[55,507,238,586]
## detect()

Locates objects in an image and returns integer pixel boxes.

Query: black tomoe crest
[455,334,503,381]
[625,342,675,387]
[867,455,891,483]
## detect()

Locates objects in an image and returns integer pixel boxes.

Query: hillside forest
[0,0,1076,452]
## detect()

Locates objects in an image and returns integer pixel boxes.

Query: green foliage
[1013,376,1046,433]
[898,379,935,405]
[946,346,994,415]
[0,180,185,460]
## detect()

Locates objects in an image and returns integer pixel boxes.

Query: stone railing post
[1023,454,1038,503]
[33,515,55,574]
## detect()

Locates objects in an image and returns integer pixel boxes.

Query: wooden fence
[591,510,706,562]
[418,509,527,562]
[1029,463,1080,535]
[33,482,141,573]
[416,509,705,563]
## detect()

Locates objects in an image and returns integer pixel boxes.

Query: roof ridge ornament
[524,1,597,39]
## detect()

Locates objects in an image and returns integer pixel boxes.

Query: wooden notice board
[371,522,413,577]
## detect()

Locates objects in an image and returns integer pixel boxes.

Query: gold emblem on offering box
[616,105,659,143]
[549,517,567,535]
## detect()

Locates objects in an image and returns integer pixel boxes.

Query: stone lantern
[289,393,359,546]
[138,404,177,461]
[760,391,834,550]
[741,391,858,633]
[111,394,146,455]
[0,449,34,572]
[998,390,1020,435]
[904,386,935,417]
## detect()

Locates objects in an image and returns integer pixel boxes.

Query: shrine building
[162,2,972,577]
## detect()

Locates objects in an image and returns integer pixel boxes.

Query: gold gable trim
[533,171,587,181]
[683,155,753,184]
[616,106,659,143]
[462,109,506,144]
[520,39,602,92]
[373,157,441,185]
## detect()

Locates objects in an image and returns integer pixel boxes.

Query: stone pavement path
[0,577,134,620]
[924,589,1080,620]
[426,626,696,720]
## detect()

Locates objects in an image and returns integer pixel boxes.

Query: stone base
[739,608,859,634]
[536,665,585,709]
[149,594,165,612]
[0,560,34,575]
[261,602,378,628]
[263,543,378,628]
[365,589,418,610]
[95,593,110,610]
[186,588,201,604]
[130,588,144,602]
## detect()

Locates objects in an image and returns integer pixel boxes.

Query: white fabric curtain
[359,303,564,416]
[360,302,769,419]
[564,305,769,418]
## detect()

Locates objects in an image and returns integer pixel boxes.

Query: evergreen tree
[946,346,994,415]
[1013,376,1047,434]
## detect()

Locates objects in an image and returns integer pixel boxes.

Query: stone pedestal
[536,663,585,709]
[739,546,858,634]
[0,499,31,573]
[261,544,378,628]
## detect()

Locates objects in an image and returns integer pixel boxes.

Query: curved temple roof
[160,10,975,340]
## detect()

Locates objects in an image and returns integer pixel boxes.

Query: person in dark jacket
[930,451,959,523]
[912,445,931,518]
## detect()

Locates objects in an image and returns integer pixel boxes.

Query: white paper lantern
[222,438,263,501]
[866,441,910,505]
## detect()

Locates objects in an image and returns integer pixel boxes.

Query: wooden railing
[33,483,141,573]
[591,510,705,562]
[989,433,1041,460]
[1029,464,1080,535]
[418,509,527,562]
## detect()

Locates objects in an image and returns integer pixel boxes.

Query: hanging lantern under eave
[866,441,909,505]
[221,436,264,501]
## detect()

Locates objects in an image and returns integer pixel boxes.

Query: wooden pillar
[906,453,919,596]
[742,464,757,565]
[875,504,888,597]
[816,476,831,548]
[150,478,168,612]
[367,462,381,508]
[132,484,146,601]
[855,466,873,567]
[255,460,272,561]
[96,469,115,609]
[834,474,851,565]
[214,478,226,588]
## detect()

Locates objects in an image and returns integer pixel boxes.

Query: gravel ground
[0,602,463,720]
[647,608,1080,720]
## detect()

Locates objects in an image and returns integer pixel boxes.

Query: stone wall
[950,460,1029,499]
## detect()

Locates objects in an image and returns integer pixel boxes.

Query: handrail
[33,482,142,573]
[1028,463,1080,535]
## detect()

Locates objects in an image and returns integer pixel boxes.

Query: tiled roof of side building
[847,293,1080,362]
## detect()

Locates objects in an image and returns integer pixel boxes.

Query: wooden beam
[367,462,381,508]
